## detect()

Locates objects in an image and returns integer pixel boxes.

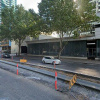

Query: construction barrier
[55,71,57,90]
[17,64,18,75]
[54,61,58,90]
[69,74,77,89]
[20,59,27,63]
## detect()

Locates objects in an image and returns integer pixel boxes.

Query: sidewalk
[61,56,100,65]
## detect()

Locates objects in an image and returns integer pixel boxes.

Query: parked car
[2,53,11,58]
[42,56,61,64]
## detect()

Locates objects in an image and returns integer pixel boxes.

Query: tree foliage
[0,5,40,55]
[75,0,97,32]
[38,0,97,59]
[28,9,41,38]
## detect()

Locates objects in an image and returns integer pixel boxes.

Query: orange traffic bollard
[17,64,18,75]
[55,71,57,90]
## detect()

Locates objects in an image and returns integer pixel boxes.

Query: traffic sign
[69,74,77,89]
[20,59,27,63]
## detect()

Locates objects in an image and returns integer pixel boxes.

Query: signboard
[20,59,27,63]
[69,74,77,89]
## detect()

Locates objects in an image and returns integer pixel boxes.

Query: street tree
[28,9,41,38]
[0,5,40,55]
[75,0,98,33]
[38,0,97,59]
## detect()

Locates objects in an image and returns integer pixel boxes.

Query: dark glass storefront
[96,40,100,57]
[27,40,87,57]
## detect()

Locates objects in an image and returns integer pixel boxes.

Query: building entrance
[87,40,96,59]
[21,46,27,53]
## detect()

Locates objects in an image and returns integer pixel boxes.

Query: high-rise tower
[90,0,100,16]
[7,0,17,8]
[0,0,17,24]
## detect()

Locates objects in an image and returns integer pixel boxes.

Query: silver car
[42,56,61,65]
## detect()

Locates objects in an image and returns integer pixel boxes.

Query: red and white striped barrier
[17,64,18,75]
[54,61,58,90]
[55,71,57,90]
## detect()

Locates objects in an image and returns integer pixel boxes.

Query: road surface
[0,68,69,100]
[6,55,100,78]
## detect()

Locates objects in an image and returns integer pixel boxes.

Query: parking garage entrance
[21,46,27,53]
[87,40,96,59]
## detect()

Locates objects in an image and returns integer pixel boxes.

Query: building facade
[26,32,100,59]
[26,0,100,59]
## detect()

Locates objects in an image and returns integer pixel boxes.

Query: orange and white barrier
[54,61,58,90]
[17,64,18,75]
[55,71,57,90]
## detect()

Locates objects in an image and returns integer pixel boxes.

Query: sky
[17,0,41,13]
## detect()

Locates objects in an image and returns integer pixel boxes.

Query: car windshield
[51,57,54,59]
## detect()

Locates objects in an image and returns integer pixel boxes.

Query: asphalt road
[3,55,100,78]
[1,55,100,100]
[0,68,69,100]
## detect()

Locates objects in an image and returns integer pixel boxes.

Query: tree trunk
[58,50,62,59]
[18,39,21,56]
[58,32,68,59]
[58,31,64,59]
[58,36,62,59]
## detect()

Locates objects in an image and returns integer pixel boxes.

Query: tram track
[0,59,100,92]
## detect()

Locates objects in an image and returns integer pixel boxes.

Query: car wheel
[42,60,45,64]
